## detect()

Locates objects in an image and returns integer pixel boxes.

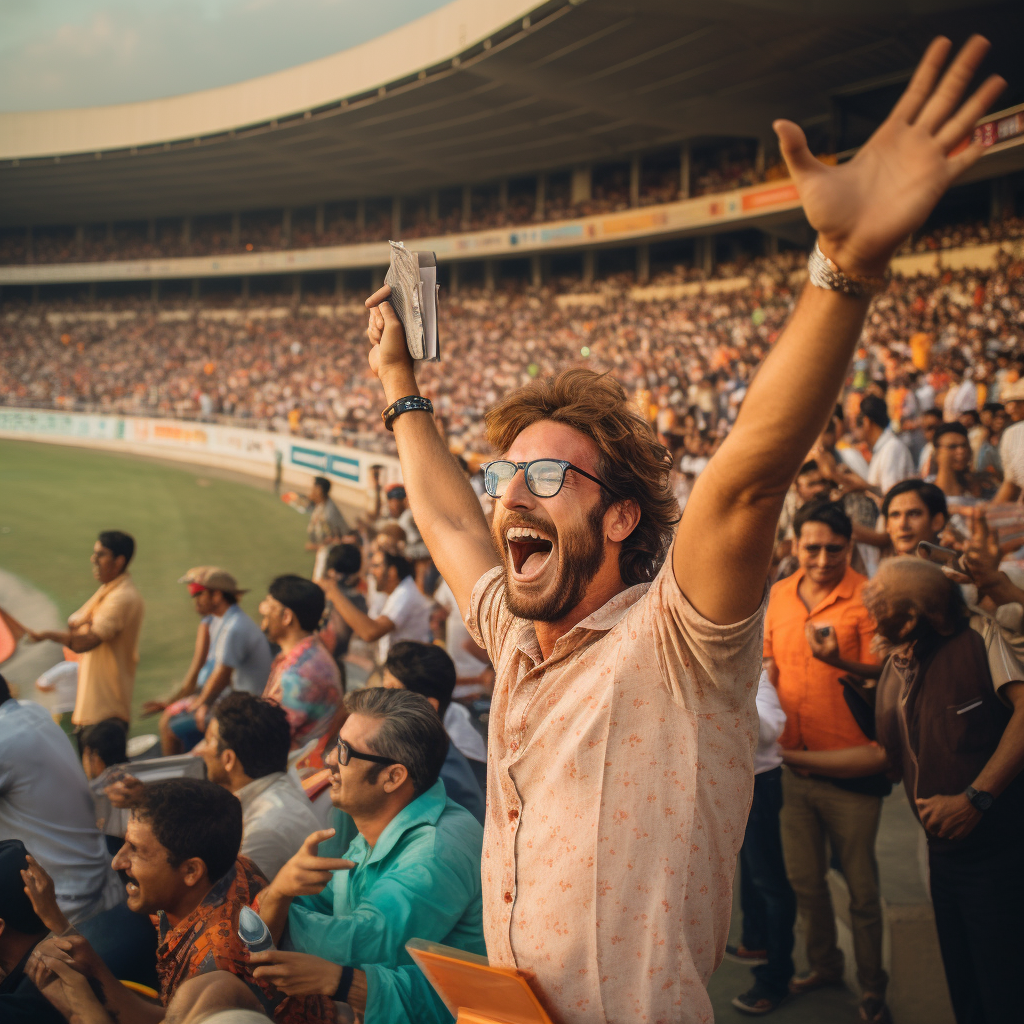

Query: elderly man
[869,560,1024,1024]
[789,559,1024,1024]
[359,36,1004,1024]
[248,688,484,1001]
[29,530,143,740]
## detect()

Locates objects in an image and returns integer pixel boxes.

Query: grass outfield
[0,438,320,732]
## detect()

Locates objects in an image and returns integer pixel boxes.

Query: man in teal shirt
[251,687,484,1004]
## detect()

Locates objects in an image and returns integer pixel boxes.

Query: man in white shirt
[196,692,321,881]
[322,550,432,665]
[727,670,795,1014]
[856,395,916,496]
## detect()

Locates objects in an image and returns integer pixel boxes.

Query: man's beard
[501,500,608,623]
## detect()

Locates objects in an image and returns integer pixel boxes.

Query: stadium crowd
[3,38,1024,1022]
[3,219,1024,465]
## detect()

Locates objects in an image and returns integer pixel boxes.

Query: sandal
[859,995,893,1023]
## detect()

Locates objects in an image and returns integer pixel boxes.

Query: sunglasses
[482,459,617,499]
[328,737,397,769]
[802,543,847,556]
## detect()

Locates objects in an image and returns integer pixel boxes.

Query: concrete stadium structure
[2,0,1024,303]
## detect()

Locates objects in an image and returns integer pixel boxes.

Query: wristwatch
[807,243,889,299]
[965,785,994,812]
[382,395,433,431]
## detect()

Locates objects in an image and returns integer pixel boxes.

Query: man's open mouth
[506,526,554,580]
[125,875,140,897]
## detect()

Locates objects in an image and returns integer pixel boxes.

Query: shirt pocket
[945,696,996,754]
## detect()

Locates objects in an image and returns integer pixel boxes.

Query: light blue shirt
[286,779,485,969]
[0,700,114,911]
[215,603,272,695]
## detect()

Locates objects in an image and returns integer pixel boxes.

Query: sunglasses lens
[484,462,516,498]
[526,461,564,497]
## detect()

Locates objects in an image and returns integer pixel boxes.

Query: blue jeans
[168,710,204,751]
[739,767,796,999]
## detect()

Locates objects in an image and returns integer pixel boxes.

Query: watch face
[969,788,994,811]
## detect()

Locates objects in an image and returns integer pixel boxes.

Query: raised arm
[364,292,500,617]
[674,36,1003,624]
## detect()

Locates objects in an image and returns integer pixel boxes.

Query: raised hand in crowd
[21,854,71,935]
[256,828,354,943]
[104,772,145,810]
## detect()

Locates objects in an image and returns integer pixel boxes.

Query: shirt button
[508,808,519,821]
[504,891,513,903]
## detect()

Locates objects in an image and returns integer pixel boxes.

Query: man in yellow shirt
[30,531,144,747]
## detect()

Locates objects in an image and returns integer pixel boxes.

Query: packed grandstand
[7,3,1024,1024]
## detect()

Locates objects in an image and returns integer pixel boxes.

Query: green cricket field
[0,437,322,730]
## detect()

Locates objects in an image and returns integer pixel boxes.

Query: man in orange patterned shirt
[362,37,1004,1024]
[24,779,337,1024]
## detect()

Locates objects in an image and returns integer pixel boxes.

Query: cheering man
[362,37,1003,1024]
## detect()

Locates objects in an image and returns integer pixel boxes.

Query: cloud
[0,0,450,112]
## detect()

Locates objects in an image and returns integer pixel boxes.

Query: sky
[0,0,452,112]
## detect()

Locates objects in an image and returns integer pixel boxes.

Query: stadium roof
[2,0,1023,226]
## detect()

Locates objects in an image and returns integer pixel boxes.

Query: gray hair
[344,687,449,797]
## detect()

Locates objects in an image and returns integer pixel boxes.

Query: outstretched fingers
[937,72,1006,154]
[914,35,991,135]
[890,36,952,125]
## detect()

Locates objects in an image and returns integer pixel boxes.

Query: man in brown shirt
[30,531,144,742]
[868,558,1024,1024]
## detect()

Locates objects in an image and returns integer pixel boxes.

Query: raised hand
[774,36,1005,278]
[250,949,344,996]
[268,829,353,899]
[365,284,414,387]
[21,854,70,935]
[104,773,144,810]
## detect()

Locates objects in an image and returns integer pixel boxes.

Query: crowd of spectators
[3,223,1023,466]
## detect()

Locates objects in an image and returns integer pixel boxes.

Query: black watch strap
[965,785,994,812]
[333,965,354,1003]
[382,396,433,431]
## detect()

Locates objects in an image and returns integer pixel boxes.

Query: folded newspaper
[385,240,440,361]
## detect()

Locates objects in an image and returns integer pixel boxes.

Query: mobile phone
[815,625,833,641]
[917,541,963,568]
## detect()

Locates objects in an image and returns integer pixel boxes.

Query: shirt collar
[791,565,859,613]
[235,771,287,811]
[355,779,447,865]
[513,580,652,665]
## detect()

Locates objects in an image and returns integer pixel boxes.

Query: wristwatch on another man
[965,785,994,812]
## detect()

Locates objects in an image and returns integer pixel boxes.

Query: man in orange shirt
[763,500,890,1023]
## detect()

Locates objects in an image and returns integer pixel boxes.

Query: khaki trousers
[780,769,888,995]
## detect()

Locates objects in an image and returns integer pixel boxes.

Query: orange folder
[406,939,553,1024]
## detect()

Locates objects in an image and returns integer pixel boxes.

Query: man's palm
[775,35,1004,277]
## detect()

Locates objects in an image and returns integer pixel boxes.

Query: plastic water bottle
[238,905,275,952]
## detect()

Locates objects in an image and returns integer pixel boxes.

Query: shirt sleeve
[89,589,130,641]
[631,558,768,713]
[218,618,253,669]
[286,834,481,969]
[465,566,517,664]
[380,587,409,628]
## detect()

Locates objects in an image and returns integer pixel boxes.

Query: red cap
[187,583,206,596]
